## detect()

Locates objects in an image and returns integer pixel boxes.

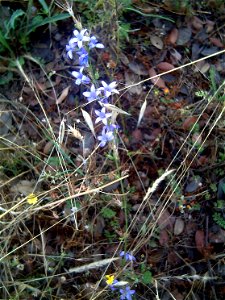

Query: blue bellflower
[70,29,90,49]
[100,81,119,98]
[120,251,136,262]
[83,84,100,102]
[97,127,114,147]
[66,40,77,59]
[120,286,135,300]
[95,107,112,125]
[89,36,104,49]
[72,67,91,85]
[77,47,89,67]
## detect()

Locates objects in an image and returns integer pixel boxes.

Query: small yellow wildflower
[27,193,38,205]
[163,87,170,95]
[105,274,115,285]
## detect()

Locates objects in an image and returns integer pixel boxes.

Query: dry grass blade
[104,103,130,115]
[68,257,119,273]
[56,86,70,104]
[143,169,175,201]
[137,99,147,127]
[81,109,96,138]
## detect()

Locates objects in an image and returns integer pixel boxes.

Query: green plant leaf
[38,0,50,14]
[142,270,152,284]
[101,207,116,219]
[27,13,70,34]
[0,30,12,53]
[0,71,13,85]
[7,9,25,31]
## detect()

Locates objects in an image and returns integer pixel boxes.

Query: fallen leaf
[132,129,143,142]
[195,230,205,254]
[159,229,169,246]
[125,71,142,95]
[167,28,179,44]
[177,27,192,46]
[170,48,182,62]
[185,177,202,193]
[156,208,173,230]
[206,19,215,33]
[149,68,166,89]
[182,116,198,131]
[43,141,54,155]
[128,61,148,75]
[56,86,70,104]
[157,62,175,72]
[174,218,185,235]
[10,180,37,195]
[209,37,224,48]
[150,35,164,49]
[191,16,204,31]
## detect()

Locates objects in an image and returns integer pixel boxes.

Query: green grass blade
[125,7,174,23]
[26,12,70,34]
[0,30,13,54]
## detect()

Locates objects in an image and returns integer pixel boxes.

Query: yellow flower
[105,274,115,285]
[27,193,38,205]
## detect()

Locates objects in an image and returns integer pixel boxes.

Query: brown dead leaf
[150,35,164,49]
[159,229,169,246]
[206,19,215,33]
[132,129,143,142]
[191,16,204,31]
[125,71,142,95]
[149,68,166,89]
[157,62,175,72]
[128,61,148,75]
[182,116,198,131]
[156,208,173,230]
[195,230,205,254]
[56,86,70,104]
[167,28,179,45]
[209,37,224,48]
[43,141,54,155]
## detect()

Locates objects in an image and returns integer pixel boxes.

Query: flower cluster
[105,275,135,300]
[120,251,136,262]
[66,29,119,147]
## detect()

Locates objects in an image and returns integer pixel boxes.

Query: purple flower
[95,107,112,125]
[120,251,136,262]
[97,127,114,147]
[70,29,90,48]
[99,81,119,98]
[66,40,77,59]
[109,279,119,291]
[77,47,89,67]
[120,286,135,300]
[83,84,100,102]
[72,67,91,85]
[105,124,119,132]
[89,36,104,49]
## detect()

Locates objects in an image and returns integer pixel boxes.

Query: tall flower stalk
[65,27,119,148]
